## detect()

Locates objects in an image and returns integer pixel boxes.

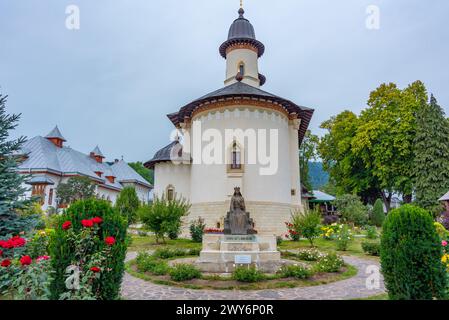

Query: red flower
[36,255,50,262]
[0,240,10,249]
[10,236,26,248]
[105,236,115,246]
[92,217,103,225]
[81,219,94,228]
[62,221,72,230]
[0,236,26,249]
[20,255,32,266]
[90,266,100,273]
[1,259,11,267]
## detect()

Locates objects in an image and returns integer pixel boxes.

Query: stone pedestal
[196,234,281,273]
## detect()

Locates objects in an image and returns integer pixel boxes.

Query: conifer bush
[380,205,447,300]
[49,199,128,300]
[371,199,385,227]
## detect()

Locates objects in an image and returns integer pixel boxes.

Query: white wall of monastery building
[153,163,191,200]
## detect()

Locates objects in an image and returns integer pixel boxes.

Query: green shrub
[361,241,380,256]
[153,248,176,259]
[290,208,321,246]
[313,253,344,273]
[173,248,188,257]
[296,248,326,261]
[434,222,449,240]
[136,252,154,271]
[365,225,378,239]
[335,224,353,251]
[333,194,368,226]
[169,264,201,282]
[49,199,128,300]
[278,265,312,279]
[188,248,201,256]
[371,199,385,227]
[136,253,170,276]
[190,217,206,243]
[138,195,190,243]
[115,186,140,225]
[232,266,264,283]
[152,262,170,276]
[380,205,447,300]
[276,236,283,246]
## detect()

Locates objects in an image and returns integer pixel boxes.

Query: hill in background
[308,162,329,190]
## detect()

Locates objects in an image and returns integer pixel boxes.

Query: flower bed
[204,228,224,235]
[127,248,356,290]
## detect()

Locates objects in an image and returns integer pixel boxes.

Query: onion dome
[219,8,265,58]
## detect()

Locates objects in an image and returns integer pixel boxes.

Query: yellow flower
[441,254,449,264]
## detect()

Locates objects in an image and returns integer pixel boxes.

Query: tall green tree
[353,81,427,208]
[56,176,96,206]
[115,186,140,225]
[319,110,380,202]
[0,94,33,236]
[128,162,153,185]
[413,94,449,215]
[319,81,429,210]
[299,130,319,190]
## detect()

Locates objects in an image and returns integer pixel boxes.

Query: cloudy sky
[1,0,448,162]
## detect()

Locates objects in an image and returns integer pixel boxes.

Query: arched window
[231,142,242,170]
[166,185,175,201]
[238,62,245,76]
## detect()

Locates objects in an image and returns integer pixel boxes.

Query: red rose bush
[49,199,128,300]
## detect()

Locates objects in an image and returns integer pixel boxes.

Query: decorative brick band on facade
[191,99,292,122]
[225,42,259,55]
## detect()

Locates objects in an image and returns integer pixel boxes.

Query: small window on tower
[239,63,245,76]
[231,142,242,170]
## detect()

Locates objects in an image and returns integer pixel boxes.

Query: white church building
[18,126,152,211]
[145,7,314,236]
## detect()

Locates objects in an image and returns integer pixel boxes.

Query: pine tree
[0,93,32,236]
[413,94,449,215]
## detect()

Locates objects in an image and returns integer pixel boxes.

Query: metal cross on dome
[240,0,243,9]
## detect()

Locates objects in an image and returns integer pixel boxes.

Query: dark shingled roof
[219,8,265,58]
[166,81,314,145]
[144,141,183,169]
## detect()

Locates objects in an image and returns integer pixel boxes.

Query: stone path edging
[121,252,385,300]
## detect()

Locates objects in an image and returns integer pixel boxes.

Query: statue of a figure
[224,187,257,235]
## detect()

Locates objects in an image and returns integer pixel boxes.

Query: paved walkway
[121,252,385,300]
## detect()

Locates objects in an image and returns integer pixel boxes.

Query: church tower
[146,5,314,237]
[219,6,266,88]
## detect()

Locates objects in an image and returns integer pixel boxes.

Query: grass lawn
[128,234,202,252]
[353,293,389,300]
[279,237,379,260]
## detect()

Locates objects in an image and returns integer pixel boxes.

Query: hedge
[380,205,447,300]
